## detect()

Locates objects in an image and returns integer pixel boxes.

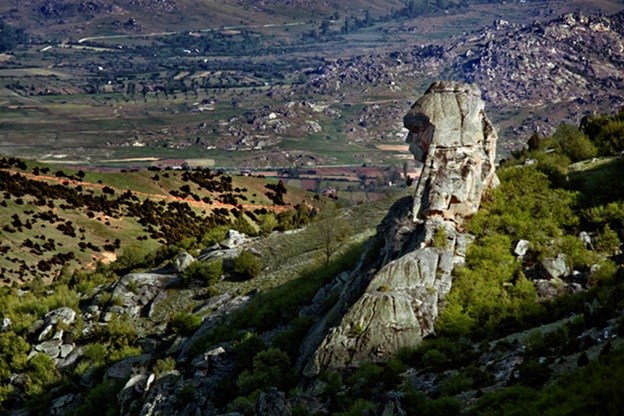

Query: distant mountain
[449,11,624,140]
[0,0,407,39]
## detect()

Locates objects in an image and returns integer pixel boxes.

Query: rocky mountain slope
[450,11,624,140]
[296,9,624,153]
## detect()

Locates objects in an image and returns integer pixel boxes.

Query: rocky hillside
[449,11,624,141]
[296,10,624,154]
[2,82,624,415]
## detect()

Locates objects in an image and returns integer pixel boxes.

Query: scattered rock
[2,317,11,331]
[514,240,530,258]
[105,354,151,381]
[255,388,291,416]
[220,230,247,249]
[535,277,568,299]
[579,231,593,248]
[540,254,571,279]
[49,393,78,415]
[172,252,195,273]
[107,272,181,320]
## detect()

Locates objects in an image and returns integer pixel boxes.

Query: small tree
[232,250,261,280]
[259,213,279,235]
[183,259,223,285]
[312,206,352,265]
[169,312,202,336]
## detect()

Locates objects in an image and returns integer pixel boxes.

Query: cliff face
[302,81,498,376]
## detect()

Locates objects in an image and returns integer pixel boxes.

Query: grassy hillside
[0,156,321,284]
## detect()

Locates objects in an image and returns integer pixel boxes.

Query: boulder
[172,252,195,273]
[44,307,76,326]
[255,388,291,416]
[540,254,571,279]
[535,277,568,299]
[2,317,11,331]
[302,81,498,375]
[137,371,182,416]
[34,340,62,358]
[38,307,77,342]
[107,273,181,320]
[220,230,247,249]
[105,354,151,381]
[49,393,78,415]
[514,240,530,258]
[579,231,593,248]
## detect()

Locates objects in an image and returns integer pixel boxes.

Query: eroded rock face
[404,81,498,223]
[302,81,497,375]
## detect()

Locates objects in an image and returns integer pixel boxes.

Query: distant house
[320,187,337,197]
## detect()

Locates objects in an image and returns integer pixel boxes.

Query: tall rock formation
[300,81,497,376]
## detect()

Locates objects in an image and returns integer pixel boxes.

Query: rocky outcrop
[302,81,497,375]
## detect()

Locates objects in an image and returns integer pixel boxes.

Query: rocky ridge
[301,81,498,375]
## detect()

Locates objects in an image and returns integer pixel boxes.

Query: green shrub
[439,372,473,396]
[272,317,314,361]
[103,314,138,348]
[590,259,618,285]
[347,362,383,386]
[177,382,196,410]
[226,394,257,415]
[84,343,108,367]
[595,225,621,255]
[524,330,546,357]
[583,201,624,226]
[233,332,267,371]
[108,345,142,363]
[535,151,572,187]
[552,123,597,162]
[548,235,598,270]
[183,259,223,285]
[0,331,29,377]
[473,347,624,415]
[169,312,202,336]
[24,353,59,396]
[112,245,151,274]
[515,359,551,388]
[259,213,279,235]
[236,348,294,395]
[469,385,539,416]
[190,241,365,355]
[200,225,229,246]
[233,215,257,237]
[422,349,448,370]
[71,380,123,416]
[335,399,375,416]
[593,120,624,155]
[402,385,462,416]
[232,250,261,281]
[469,167,578,245]
[432,227,448,249]
[153,357,176,375]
